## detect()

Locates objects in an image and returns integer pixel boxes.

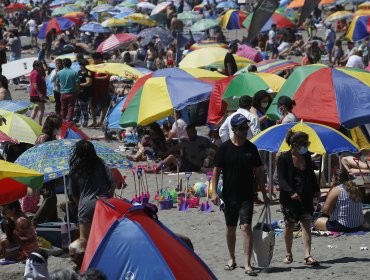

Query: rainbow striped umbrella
[236,59,300,74]
[266,65,370,129]
[345,15,370,41]
[219,9,248,30]
[250,122,359,155]
[325,11,352,23]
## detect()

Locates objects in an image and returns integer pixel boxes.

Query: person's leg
[54,91,61,115]
[89,106,97,127]
[301,219,312,258]
[240,224,254,272]
[79,223,92,240]
[98,106,108,126]
[226,226,237,267]
[60,94,68,121]
[38,102,45,125]
[30,103,39,120]
[67,94,77,122]
[283,223,294,263]
[80,100,89,127]
[73,99,81,124]
[313,217,328,231]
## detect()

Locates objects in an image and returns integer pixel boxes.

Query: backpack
[0,49,6,65]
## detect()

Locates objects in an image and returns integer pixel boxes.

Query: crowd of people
[0,0,369,278]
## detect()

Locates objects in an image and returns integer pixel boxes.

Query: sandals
[304,256,319,266]
[245,269,258,276]
[224,263,237,271]
[283,254,293,264]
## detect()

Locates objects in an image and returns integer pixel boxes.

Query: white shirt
[26,19,37,34]
[268,30,277,44]
[219,108,261,142]
[277,42,291,53]
[345,55,364,68]
[281,112,297,124]
[171,118,188,139]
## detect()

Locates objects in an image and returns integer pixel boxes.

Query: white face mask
[261,102,269,109]
[53,128,61,135]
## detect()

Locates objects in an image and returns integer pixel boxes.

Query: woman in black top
[277,130,320,266]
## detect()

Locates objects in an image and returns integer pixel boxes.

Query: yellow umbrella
[124,13,157,26]
[86,63,144,80]
[353,9,370,17]
[179,47,254,69]
[359,2,370,9]
[0,110,41,144]
[0,160,44,190]
[101,18,130,27]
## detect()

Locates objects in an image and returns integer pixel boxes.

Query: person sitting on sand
[314,169,368,232]
[0,218,20,261]
[341,149,369,174]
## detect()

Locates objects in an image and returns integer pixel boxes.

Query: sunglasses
[236,125,249,131]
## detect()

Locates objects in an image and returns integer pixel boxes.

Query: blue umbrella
[0,101,32,113]
[15,139,132,182]
[91,4,114,13]
[38,17,76,39]
[106,97,127,129]
[138,27,174,46]
[216,1,239,9]
[50,0,75,7]
[113,11,135,18]
[80,22,110,33]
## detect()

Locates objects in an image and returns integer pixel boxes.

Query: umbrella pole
[63,175,71,245]
[318,156,323,188]
[268,152,273,199]
[328,154,332,187]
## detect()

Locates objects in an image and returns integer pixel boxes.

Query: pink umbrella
[0,130,17,144]
[96,33,137,53]
[236,44,263,63]
[366,65,370,72]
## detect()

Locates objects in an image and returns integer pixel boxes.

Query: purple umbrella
[237,44,263,63]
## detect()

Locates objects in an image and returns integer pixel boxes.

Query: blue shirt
[56,67,79,94]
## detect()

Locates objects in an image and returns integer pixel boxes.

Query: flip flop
[224,263,237,271]
[304,256,319,266]
[245,269,258,276]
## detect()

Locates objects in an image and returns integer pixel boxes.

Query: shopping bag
[252,205,275,267]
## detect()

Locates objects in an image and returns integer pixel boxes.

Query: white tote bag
[252,205,275,268]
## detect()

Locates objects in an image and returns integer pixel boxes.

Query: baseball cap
[230,114,250,127]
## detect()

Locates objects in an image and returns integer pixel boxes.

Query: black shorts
[224,200,254,227]
[326,220,361,233]
[281,204,312,224]
[30,96,46,103]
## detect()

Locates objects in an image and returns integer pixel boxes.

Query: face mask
[360,154,368,162]
[277,107,283,116]
[261,102,269,109]
[53,128,61,135]
[298,146,308,155]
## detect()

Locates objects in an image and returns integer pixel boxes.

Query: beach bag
[252,205,275,267]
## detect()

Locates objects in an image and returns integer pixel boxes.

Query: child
[0,218,20,261]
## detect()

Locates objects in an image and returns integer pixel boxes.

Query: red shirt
[29,70,46,97]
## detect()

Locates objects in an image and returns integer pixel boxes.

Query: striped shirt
[329,185,364,228]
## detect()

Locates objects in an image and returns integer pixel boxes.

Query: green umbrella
[178,12,201,22]
[51,5,80,16]
[191,18,220,32]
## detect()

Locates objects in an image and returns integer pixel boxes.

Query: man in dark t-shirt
[224,42,238,76]
[211,113,269,276]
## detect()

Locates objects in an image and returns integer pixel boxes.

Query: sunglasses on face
[236,125,249,131]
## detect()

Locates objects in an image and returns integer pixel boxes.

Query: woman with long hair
[69,140,116,240]
[250,90,275,131]
[35,114,62,145]
[314,169,366,232]
[0,75,11,100]
[277,130,321,266]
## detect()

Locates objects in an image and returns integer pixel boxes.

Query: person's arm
[277,153,296,196]
[219,118,230,142]
[211,166,221,204]
[69,174,80,205]
[322,187,340,216]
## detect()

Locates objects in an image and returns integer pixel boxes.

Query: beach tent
[82,198,216,280]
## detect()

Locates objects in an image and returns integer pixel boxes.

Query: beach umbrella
[80,22,110,33]
[74,0,89,6]
[86,63,144,81]
[138,27,174,46]
[38,17,77,39]
[64,11,86,18]
[4,3,30,12]
[189,40,227,51]
[179,47,254,69]
[359,1,370,9]
[366,65,370,71]
[0,131,17,144]
[0,110,41,144]
[288,0,304,8]
[207,73,286,126]
[137,2,156,9]
[243,8,296,31]
[0,100,32,113]
[96,33,137,52]
[250,122,359,155]
[236,44,263,62]
[219,9,248,30]
[236,59,300,74]
[118,0,138,8]
[353,9,370,17]
[216,1,239,9]
[0,160,44,190]
[58,121,90,140]
[178,12,202,22]
[123,13,157,26]
[325,11,352,23]
[101,18,130,28]
[106,97,127,129]
[51,5,80,16]
[91,4,114,13]
[15,139,132,182]
[151,2,171,16]
[0,178,28,205]
[191,18,220,32]
[113,11,135,19]
[266,65,370,129]
[50,0,75,7]
[120,76,213,127]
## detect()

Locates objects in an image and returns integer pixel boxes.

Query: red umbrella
[0,178,27,205]
[0,131,17,144]
[97,33,137,53]
[58,121,90,140]
[236,45,263,63]
[4,3,30,12]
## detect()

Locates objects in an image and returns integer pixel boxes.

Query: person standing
[56,58,80,123]
[88,52,110,128]
[29,61,46,125]
[0,40,7,76]
[211,114,269,276]
[219,95,260,142]
[324,23,335,64]
[26,16,38,47]
[49,58,63,115]
[224,42,238,76]
[277,130,320,266]
[45,28,56,59]
[268,24,278,59]
[7,30,21,61]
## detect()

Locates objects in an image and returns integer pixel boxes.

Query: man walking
[56,58,79,123]
[211,114,269,276]
[224,42,238,76]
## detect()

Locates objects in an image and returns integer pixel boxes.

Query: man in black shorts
[211,114,269,276]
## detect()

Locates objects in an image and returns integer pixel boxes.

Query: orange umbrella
[288,0,305,8]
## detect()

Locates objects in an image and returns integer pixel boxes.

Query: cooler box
[36,222,78,248]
